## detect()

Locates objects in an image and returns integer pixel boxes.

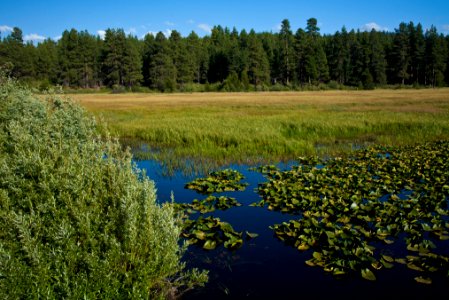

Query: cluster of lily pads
[175,196,242,214]
[185,169,248,194]
[176,169,256,250]
[255,141,449,283]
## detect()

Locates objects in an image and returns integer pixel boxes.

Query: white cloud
[198,23,212,34]
[165,21,175,26]
[53,35,62,41]
[24,33,46,43]
[97,30,106,39]
[187,19,195,24]
[0,25,13,32]
[442,24,449,33]
[164,29,173,37]
[361,22,388,32]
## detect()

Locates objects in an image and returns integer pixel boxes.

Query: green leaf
[313,252,323,261]
[361,268,376,281]
[382,255,394,263]
[194,230,206,240]
[407,263,424,272]
[380,258,394,269]
[245,231,259,239]
[203,240,217,250]
[414,276,432,285]
[305,259,316,267]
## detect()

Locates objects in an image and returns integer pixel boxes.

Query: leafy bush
[0,73,207,299]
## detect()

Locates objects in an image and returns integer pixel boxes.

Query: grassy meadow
[72,89,449,167]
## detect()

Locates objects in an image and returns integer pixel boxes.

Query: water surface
[136,160,448,300]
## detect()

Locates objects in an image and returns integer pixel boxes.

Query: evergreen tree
[186,31,209,83]
[306,18,320,37]
[78,31,100,88]
[1,27,33,79]
[101,29,126,87]
[327,27,350,84]
[259,32,278,84]
[148,32,176,91]
[101,29,142,87]
[425,26,447,87]
[142,33,156,86]
[247,30,270,88]
[0,19,448,90]
[279,19,295,84]
[123,35,143,87]
[35,39,58,84]
[408,22,425,85]
[300,18,329,84]
[170,30,194,87]
[58,29,80,87]
[294,28,307,84]
[208,26,230,83]
[369,30,387,85]
[391,23,410,85]
[348,31,368,87]
[445,36,449,86]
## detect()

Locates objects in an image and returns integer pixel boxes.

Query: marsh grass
[72,89,449,171]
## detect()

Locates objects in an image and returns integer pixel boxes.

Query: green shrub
[111,84,127,94]
[0,73,207,299]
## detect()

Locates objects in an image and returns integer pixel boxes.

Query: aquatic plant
[181,217,244,250]
[257,141,449,283]
[175,196,242,214]
[185,169,248,194]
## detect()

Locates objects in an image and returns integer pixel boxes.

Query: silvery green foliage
[0,74,207,299]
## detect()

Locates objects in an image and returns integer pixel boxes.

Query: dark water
[136,160,448,300]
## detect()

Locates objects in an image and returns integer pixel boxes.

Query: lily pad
[361,268,376,281]
[414,276,432,285]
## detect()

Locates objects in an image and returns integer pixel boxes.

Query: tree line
[1,18,448,91]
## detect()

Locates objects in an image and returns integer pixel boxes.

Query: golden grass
[69,89,449,168]
[71,89,449,113]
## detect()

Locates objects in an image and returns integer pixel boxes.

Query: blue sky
[1,0,449,43]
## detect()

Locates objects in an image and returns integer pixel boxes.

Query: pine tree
[142,33,156,86]
[391,23,410,85]
[58,29,80,86]
[208,26,231,83]
[123,35,143,87]
[170,30,194,87]
[101,29,126,87]
[259,32,278,84]
[78,31,100,88]
[425,26,447,87]
[327,27,350,85]
[298,18,329,84]
[1,27,35,80]
[408,22,425,85]
[247,30,270,88]
[445,36,449,86]
[294,28,307,84]
[279,19,295,85]
[186,31,209,83]
[35,39,58,84]
[148,32,176,91]
[369,30,387,85]
[101,29,142,87]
